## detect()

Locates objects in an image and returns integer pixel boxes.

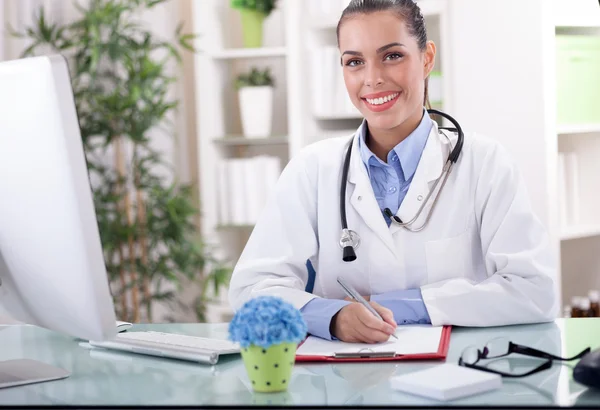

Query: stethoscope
[339,109,464,262]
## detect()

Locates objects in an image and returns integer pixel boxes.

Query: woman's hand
[330,301,397,343]
[344,295,370,302]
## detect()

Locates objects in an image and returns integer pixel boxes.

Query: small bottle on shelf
[563,305,572,318]
[571,296,582,318]
[580,298,593,318]
[589,290,600,317]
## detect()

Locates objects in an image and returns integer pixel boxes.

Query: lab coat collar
[348,119,444,185]
[347,120,446,245]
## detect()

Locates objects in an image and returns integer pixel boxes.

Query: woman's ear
[423,40,437,78]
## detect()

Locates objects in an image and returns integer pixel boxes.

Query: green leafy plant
[230,0,279,16]
[13,0,231,323]
[234,67,274,90]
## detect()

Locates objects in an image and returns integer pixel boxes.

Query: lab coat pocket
[425,230,472,283]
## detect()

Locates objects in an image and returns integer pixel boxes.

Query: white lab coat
[228,120,558,327]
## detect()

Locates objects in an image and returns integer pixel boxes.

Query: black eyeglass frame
[458,340,591,378]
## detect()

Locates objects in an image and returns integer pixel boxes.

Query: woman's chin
[363,112,403,131]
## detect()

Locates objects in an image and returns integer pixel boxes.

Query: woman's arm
[420,141,558,327]
[370,289,431,325]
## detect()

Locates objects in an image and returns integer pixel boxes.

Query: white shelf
[213,136,288,146]
[554,0,600,27]
[216,224,255,230]
[558,124,600,135]
[210,47,287,60]
[560,225,600,241]
[315,112,362,120]
[311,0,445,29]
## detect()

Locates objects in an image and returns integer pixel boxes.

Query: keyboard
[89,331,241,365]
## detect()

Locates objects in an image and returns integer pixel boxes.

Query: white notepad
[296,325,443,357]
[390,364,502,401]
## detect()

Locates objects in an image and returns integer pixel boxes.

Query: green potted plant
[230,0,278,48]
[229,296,307,393]
[14,0,231,323]
[234,66,275,138]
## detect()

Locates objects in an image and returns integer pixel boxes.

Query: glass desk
[1,318,599,407]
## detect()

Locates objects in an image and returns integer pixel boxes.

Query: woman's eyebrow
[341,42,406,57]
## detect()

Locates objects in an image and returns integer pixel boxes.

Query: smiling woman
[228,0,557,345]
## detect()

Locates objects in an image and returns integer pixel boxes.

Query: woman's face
[338,11,436,133]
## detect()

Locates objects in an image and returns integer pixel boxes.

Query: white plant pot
[239,86,273,138]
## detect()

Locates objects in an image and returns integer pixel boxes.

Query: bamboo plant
[14,0,231,323]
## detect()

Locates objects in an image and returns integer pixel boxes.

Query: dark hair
[336,0,431,108]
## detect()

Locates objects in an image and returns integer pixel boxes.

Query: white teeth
[366,93,399,105]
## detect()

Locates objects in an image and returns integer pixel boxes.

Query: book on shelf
[557,151,580,228]
[218,156,281,227]
[311,46,361,119]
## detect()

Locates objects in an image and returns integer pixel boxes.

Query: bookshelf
[190,0,600,321]
[554,2,600,315]
[445,0,600,313]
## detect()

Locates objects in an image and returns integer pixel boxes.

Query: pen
[337,276,398,340]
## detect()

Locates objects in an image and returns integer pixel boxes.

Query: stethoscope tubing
[339,109,465,261]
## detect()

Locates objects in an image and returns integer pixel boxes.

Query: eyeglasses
[458,337,590,378]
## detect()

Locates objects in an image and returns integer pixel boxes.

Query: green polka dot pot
[241,342,297,393]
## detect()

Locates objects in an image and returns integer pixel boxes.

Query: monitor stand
[0,359,70,389]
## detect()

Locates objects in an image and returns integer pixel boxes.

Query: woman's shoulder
[461,131,516,168]
[278,134,353,182]
[289,134,352,166]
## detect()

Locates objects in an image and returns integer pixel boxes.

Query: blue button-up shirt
[358,110,432,225]
[300,110,433,340]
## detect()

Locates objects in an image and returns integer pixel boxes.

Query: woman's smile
[361,91,401,112]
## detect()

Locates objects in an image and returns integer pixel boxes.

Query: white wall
[448,0,557,229]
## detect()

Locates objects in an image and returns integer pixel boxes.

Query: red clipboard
[295,325,452,363]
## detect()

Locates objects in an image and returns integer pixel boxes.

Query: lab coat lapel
[347,132,397,256]
[391,122,446,235]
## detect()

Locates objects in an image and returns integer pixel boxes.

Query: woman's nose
[364,65,384,87]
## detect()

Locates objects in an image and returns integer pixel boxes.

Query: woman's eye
[385,53,404,61]
[345,59,362,67]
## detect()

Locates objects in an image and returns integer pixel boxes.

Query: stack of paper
[390,364,502,401]
[297,325,444,357]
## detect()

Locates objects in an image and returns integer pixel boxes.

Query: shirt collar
[357,108,433,180]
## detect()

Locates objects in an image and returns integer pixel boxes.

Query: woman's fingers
[353,324,386,344]
[356,304,396,336]
[370,301,397,329]
[332,303,397,343]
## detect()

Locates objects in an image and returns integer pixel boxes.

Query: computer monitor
[0,55,117,387]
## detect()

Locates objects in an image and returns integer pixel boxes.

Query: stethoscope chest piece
[339,229,360,250]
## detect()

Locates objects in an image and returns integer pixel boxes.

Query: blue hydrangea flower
[228,296,308,349]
